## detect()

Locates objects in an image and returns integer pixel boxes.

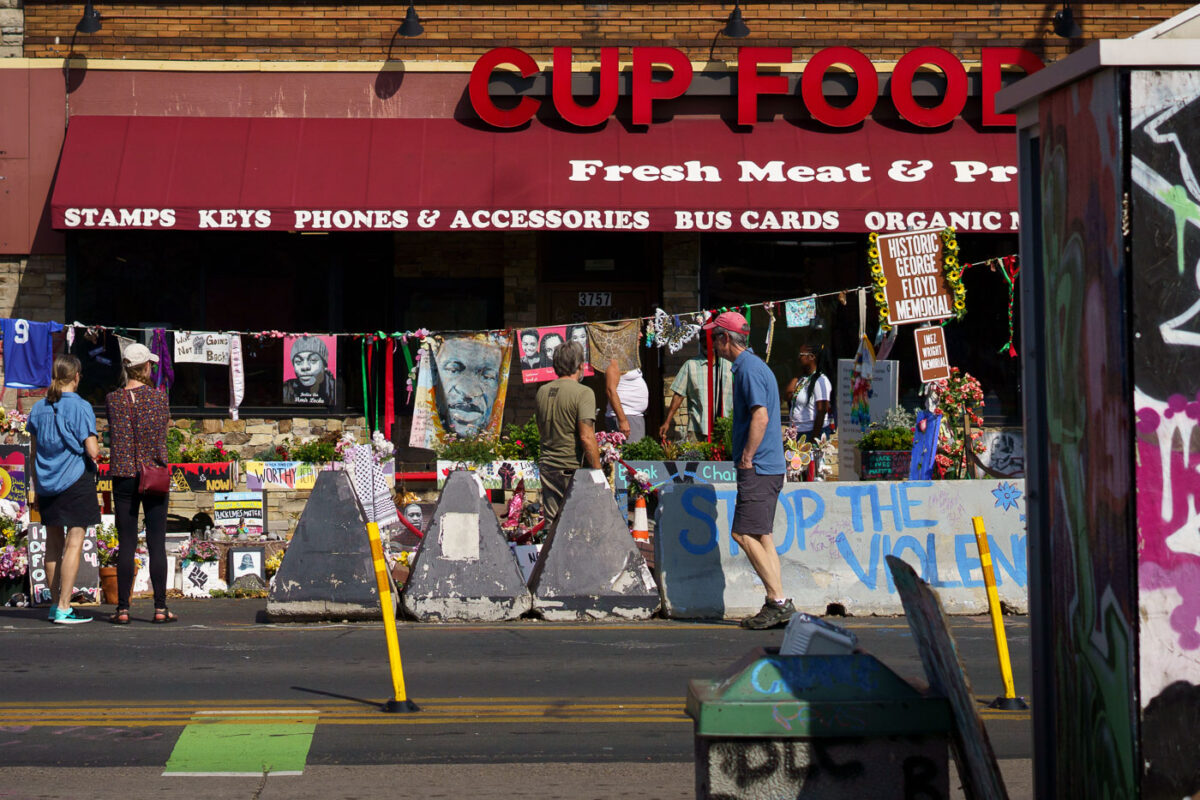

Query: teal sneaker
[47,606,56,621]
[52,607,92,625]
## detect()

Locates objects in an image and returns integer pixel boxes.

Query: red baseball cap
[702,311,750,335]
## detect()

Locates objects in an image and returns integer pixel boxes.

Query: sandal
[108,609,131,625]
[152,608,178,624]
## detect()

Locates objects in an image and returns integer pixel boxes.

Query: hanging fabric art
[648,309,703,354]
[849,334,876,428]
[763,303,776,363]
[587,320,641,374]
[410,331,513,448]
[0,318,63,389]
[149,328,174,392]
[996,256,1021,357]
[908,410,942,480]
[383,338,396,438]
[282,334,337,406]
[785,297,816,328]
[348,443,399,527]
[518,325,593,384]
[228,334,244,421]
[173,331,231,364]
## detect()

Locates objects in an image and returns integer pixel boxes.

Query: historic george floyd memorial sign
[877,228,955,325]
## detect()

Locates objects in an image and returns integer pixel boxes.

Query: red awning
[51,116,1019,234]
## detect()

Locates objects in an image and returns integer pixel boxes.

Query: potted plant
[95,523,120,605]
[857,407,917,480]
[0,516,28,605]
[179,537,223,599]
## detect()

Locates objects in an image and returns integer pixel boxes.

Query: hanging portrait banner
[409,332,513,449]
[518,325,593,384]
[877,227,955,325]
[282,334,338,406]
[174,331,231,364]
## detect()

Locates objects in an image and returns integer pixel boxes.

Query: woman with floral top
[105,343,174,624]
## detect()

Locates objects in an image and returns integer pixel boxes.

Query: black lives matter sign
[878,228,954,325]
[914,326,951,383]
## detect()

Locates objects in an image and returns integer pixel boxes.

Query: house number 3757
[578,292,612,307]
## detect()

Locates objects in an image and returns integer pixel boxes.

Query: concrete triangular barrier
[528,468,660,620]
[401,469,532,621]
[266,469,391,621]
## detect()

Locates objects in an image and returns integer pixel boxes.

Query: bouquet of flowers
[0,543,27,580]
[96,523,120,567]
[594,431,627,465]
[0,408,28,438]
[626,469,657,501]
[929,368,987,478]
[179,537,221,563]
[265,548,286,578]
[335,431,396,465]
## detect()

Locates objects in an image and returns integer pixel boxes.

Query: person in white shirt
[785,345,832,441]
[604,357,649,443]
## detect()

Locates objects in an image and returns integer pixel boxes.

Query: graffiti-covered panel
[1131,68,1200,800]
[1038,70,1137,798]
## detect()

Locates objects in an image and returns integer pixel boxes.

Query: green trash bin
[687,648,952,799]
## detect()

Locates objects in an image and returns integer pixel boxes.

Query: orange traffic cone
[632,496,650,542]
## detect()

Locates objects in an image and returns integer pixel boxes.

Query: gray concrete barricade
[655,478,1027,619]
[401,469,532,622]
[528,468,660,621]
[266,469,389,621]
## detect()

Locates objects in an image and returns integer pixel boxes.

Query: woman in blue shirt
[26,354,101,625]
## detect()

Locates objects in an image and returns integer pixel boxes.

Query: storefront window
[68,230,392,414]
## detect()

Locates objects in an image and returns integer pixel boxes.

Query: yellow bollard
[972,517,1028,710]
[367,521,418,713]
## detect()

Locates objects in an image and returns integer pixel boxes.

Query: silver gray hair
[553,341,586,376]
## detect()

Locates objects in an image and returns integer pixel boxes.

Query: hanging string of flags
[10,253,1017,436]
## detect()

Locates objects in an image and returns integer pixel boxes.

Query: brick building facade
[0,2,1188,518]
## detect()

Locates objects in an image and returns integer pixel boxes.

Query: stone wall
[0,0,21,59]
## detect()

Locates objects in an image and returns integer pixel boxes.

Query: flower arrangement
[929,368,986,478]
[434,433,499,463]
[179,537,221,563]
[625,469,657,501]
[0,544,27,580]
[869,226,966,333]
[783,429,837,481]
[494,420,540,461]
[168,425,241,463]
[265,548,286,578]
[0,514,21,548]
[334,430,396,465]
[95,523,120,568]
[594,431,626,465]
[0,408,28,439]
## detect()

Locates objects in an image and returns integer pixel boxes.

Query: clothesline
[61,283,875,341]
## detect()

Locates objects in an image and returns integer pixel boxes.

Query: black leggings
[112,477,170,609]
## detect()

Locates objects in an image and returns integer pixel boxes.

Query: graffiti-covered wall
[1036,69,1139,797]
[1131,68,1200,800]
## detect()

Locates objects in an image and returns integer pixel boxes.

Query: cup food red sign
[914,325,951,383]
[877,228,954,325]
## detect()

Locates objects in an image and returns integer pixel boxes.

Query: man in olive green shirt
[536,341,602,529]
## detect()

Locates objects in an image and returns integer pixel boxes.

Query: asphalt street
[0,600,1031,797]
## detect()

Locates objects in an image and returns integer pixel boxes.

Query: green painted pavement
[163,714,317,776]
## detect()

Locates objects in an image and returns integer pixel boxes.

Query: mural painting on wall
[1039,71,1137,797]
[1130,69,1200,799]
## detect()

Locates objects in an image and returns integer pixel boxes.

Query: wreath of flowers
[868,227,966,333]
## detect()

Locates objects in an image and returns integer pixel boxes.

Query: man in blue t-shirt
[703,311,793,630]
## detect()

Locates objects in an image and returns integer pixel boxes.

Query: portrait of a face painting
[283,334,338,406]
[424,332,513,443]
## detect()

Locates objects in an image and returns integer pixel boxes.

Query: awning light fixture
[722,3,750,38]
[76,0,102,34]
[399,4,424,37]
[1052,4,1081,38]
